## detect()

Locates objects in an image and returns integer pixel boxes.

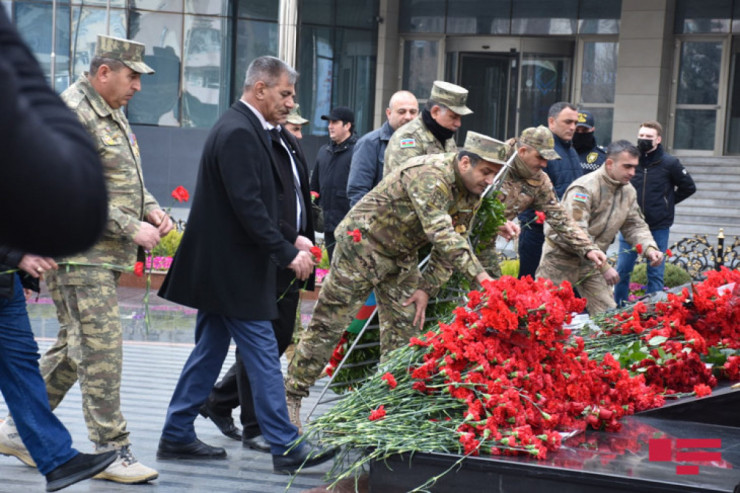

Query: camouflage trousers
[536,243,616,315]
[285,235,420,399]
[40,266,129,447]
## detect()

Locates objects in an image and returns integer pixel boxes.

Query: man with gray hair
[537,140,663,315]
[347,90,419,206]
[0,34,167,485]
[383,81,472,174]
[156,56,334,474]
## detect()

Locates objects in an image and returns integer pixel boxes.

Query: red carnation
[665,248,673,258]
[171,185,190,203]
[535,211,546,224]
[693,384,712,397]
[310,191,320,201]
[310,246,323,263]
[348,229,362,243]
[133,261,145,277]
[635,244,643,255]
[369,405,386,421]
[381,372,397,389]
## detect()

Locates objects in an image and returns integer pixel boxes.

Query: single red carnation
[635,244,643,255]
[310,246,323,263]
[665,248,673,258]
[535,211,546,224]
[369,405,386,421]
[693,384,712,397]
[171,185,189,203]
[348,229,362,242]
[310,191,320,200]
[381,372,397,389]
[133,261,145,277]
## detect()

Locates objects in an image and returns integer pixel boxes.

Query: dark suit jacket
[160,101,298,320]
[272,128,316,292]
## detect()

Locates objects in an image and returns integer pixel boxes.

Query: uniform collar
[596,163,622,189]
[79,73,118,119]
[512,154,545,185]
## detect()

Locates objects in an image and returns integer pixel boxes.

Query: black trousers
[204,288,300,438]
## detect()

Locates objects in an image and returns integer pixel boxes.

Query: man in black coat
[199,118,315,453]
[156,56,333,474]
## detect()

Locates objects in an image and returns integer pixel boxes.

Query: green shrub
[152,230,183,258]
[501,259,519,278]
[630,262,692,287]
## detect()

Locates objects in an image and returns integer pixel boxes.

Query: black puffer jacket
[0,246,37,299]
[310,134,358,234]
[631,144,696,230]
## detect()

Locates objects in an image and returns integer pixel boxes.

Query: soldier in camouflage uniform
[536,140,664,314]
[1,35,168,484]
[383,80,472,175]
[285,131,506,431]
[479,126,607,276]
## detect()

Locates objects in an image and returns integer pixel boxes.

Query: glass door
[457,53,517,142]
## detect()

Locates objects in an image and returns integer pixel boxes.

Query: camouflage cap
[519,125,561,160]
[463,131,507,164]
[429,81,473,116]
[286,104,309,125]
[95,35,154,74]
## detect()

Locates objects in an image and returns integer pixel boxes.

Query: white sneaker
[0,418,35,467]
[93,444,158,484]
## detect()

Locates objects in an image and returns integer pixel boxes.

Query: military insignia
[587,152,598,164]
[573,192,588,203]
[102,134,116,145]
[578,112,587,124]
[455,224,467,234]
[400,138,416,148]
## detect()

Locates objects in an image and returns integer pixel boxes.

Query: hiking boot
[286,395,302,434]
[0,418,35,467]
[93,444,158,484]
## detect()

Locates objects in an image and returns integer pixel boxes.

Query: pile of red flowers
[594,267,740,395]
[408,276,664,458]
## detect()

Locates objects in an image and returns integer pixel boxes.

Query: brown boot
[286,395,302,434]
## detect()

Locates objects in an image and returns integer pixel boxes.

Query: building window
[511,0,578,35]
[675,0,731,34]
[445,0,510,35]
[578,41,618,145]
[402,39,439,101]
[297,0,377,137]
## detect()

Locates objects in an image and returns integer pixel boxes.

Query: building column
[372,0,401,127]
[279,0,298,68]
[612,0,676,141]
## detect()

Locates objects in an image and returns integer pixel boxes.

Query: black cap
[577,110,595,130]
[320,106,354,124]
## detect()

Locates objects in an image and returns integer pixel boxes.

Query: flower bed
[302,268,740,489]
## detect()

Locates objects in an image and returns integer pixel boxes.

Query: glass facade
[8,0,277,128]
[297,0,378,137]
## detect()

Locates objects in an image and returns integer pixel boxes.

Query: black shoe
[243,434,271,453]
[46,450,117,492]
[198,405,241,441]
[272,441,338,474]
[156,438,227,460]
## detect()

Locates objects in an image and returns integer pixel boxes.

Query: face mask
[637,138,654,153]
[572,132,596,153]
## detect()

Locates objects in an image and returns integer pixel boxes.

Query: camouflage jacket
[59,74,159,268]
[340,152,484,297]
[545,165,657,263]
[383,115,457,176]
[499,155,598,258]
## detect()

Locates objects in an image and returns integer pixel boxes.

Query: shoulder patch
[400,138,416,148]
[587,152,598,164]
[573,192,588,203]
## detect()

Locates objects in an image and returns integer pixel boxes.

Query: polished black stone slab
[637,382,740,427]
[369,415,740,493]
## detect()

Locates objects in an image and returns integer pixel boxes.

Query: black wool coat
[159,102,298,320]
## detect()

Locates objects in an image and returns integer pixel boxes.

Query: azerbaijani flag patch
[400,138,416,148]
[573,192,588,203]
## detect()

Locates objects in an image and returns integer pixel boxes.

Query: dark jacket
[0,246,38,299]
[310,134,358,234]
[0,7,107,256]
[519,133,583,226]
[631,144,696,230]
[347,121,393,207]
[159,101,298,320]
[272,127,315,292]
